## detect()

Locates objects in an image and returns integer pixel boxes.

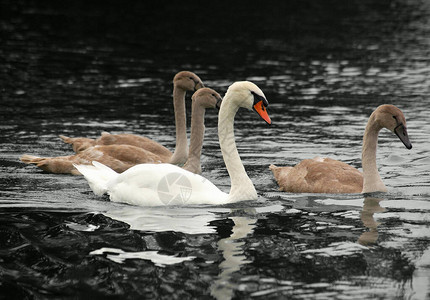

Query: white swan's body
[78,162,227,206]
[75,81,271,206]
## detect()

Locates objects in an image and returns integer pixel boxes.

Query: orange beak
[253,100,271,124]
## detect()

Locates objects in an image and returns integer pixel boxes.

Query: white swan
[75,81,271,206]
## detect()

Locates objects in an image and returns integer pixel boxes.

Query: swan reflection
[358,196,386,246]
[100,204,282,295]
[210,210,257,300]
[103,205,229,234]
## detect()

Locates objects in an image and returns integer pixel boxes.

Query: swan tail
[20,154,78,174]
[269,164,277,171]
[58,135,73,144]
[20,154,45,164]
[269,164,282,176]
[74,161,119,196]
[269,164,293,172]
[269,164,292,180]
[59,135,95,153]
[268,164,278,177]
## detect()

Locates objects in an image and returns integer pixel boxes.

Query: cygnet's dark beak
[394,123,412,149]
[216,97,222,110]
[194,81,204,91]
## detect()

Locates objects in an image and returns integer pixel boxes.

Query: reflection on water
[358,197,385,246]
[211,214,257,300]
[89,247,196,266]
[409,246,430,300]
[1,0,430,298]
[104,206,225,234]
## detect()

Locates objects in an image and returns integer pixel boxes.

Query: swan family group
[20,71,412,206]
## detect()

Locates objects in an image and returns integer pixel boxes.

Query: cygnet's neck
[361,115,387,193]
[218,98,257,202]
[169,86,188,165]
[183,101,205,174]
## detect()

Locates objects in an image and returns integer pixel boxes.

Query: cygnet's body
[270,105,412,194]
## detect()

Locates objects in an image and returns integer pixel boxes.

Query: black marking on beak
[394,123,412,150]
[194,80,204,91]
[216,97,222,110]
[251,91,271,124]
[251,91,268,108]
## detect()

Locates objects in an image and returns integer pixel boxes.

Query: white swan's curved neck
[169,86,188,165]
[218,100,257,202]
[361,117,387,193]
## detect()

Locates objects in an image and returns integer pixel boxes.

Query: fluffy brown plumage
[20,87,222,175]
[270,104,412,194]
[60,71,204,165]
[60,133,172,162]
[20,145,163,175]
[270,157,363,193]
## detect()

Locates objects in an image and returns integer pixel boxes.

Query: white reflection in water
[89,247,195,267]
[104,206,227,234]
[406,245,430,300]
[314,197,430,211]
[301,241,368,257]
[115,77,156,88]
[210,213,257,300]
[103,204,284,234]
[104,205,283,299]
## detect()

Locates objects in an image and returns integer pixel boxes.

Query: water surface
[1,0,430,299]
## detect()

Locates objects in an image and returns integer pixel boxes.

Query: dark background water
[1,0,430,299]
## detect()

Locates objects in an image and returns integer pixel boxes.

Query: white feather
[74,162,119,196]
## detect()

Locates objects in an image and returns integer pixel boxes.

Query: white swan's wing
[106,163,227,206]
[74,162,119,196]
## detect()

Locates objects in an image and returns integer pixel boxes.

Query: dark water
[1,0,430,299]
